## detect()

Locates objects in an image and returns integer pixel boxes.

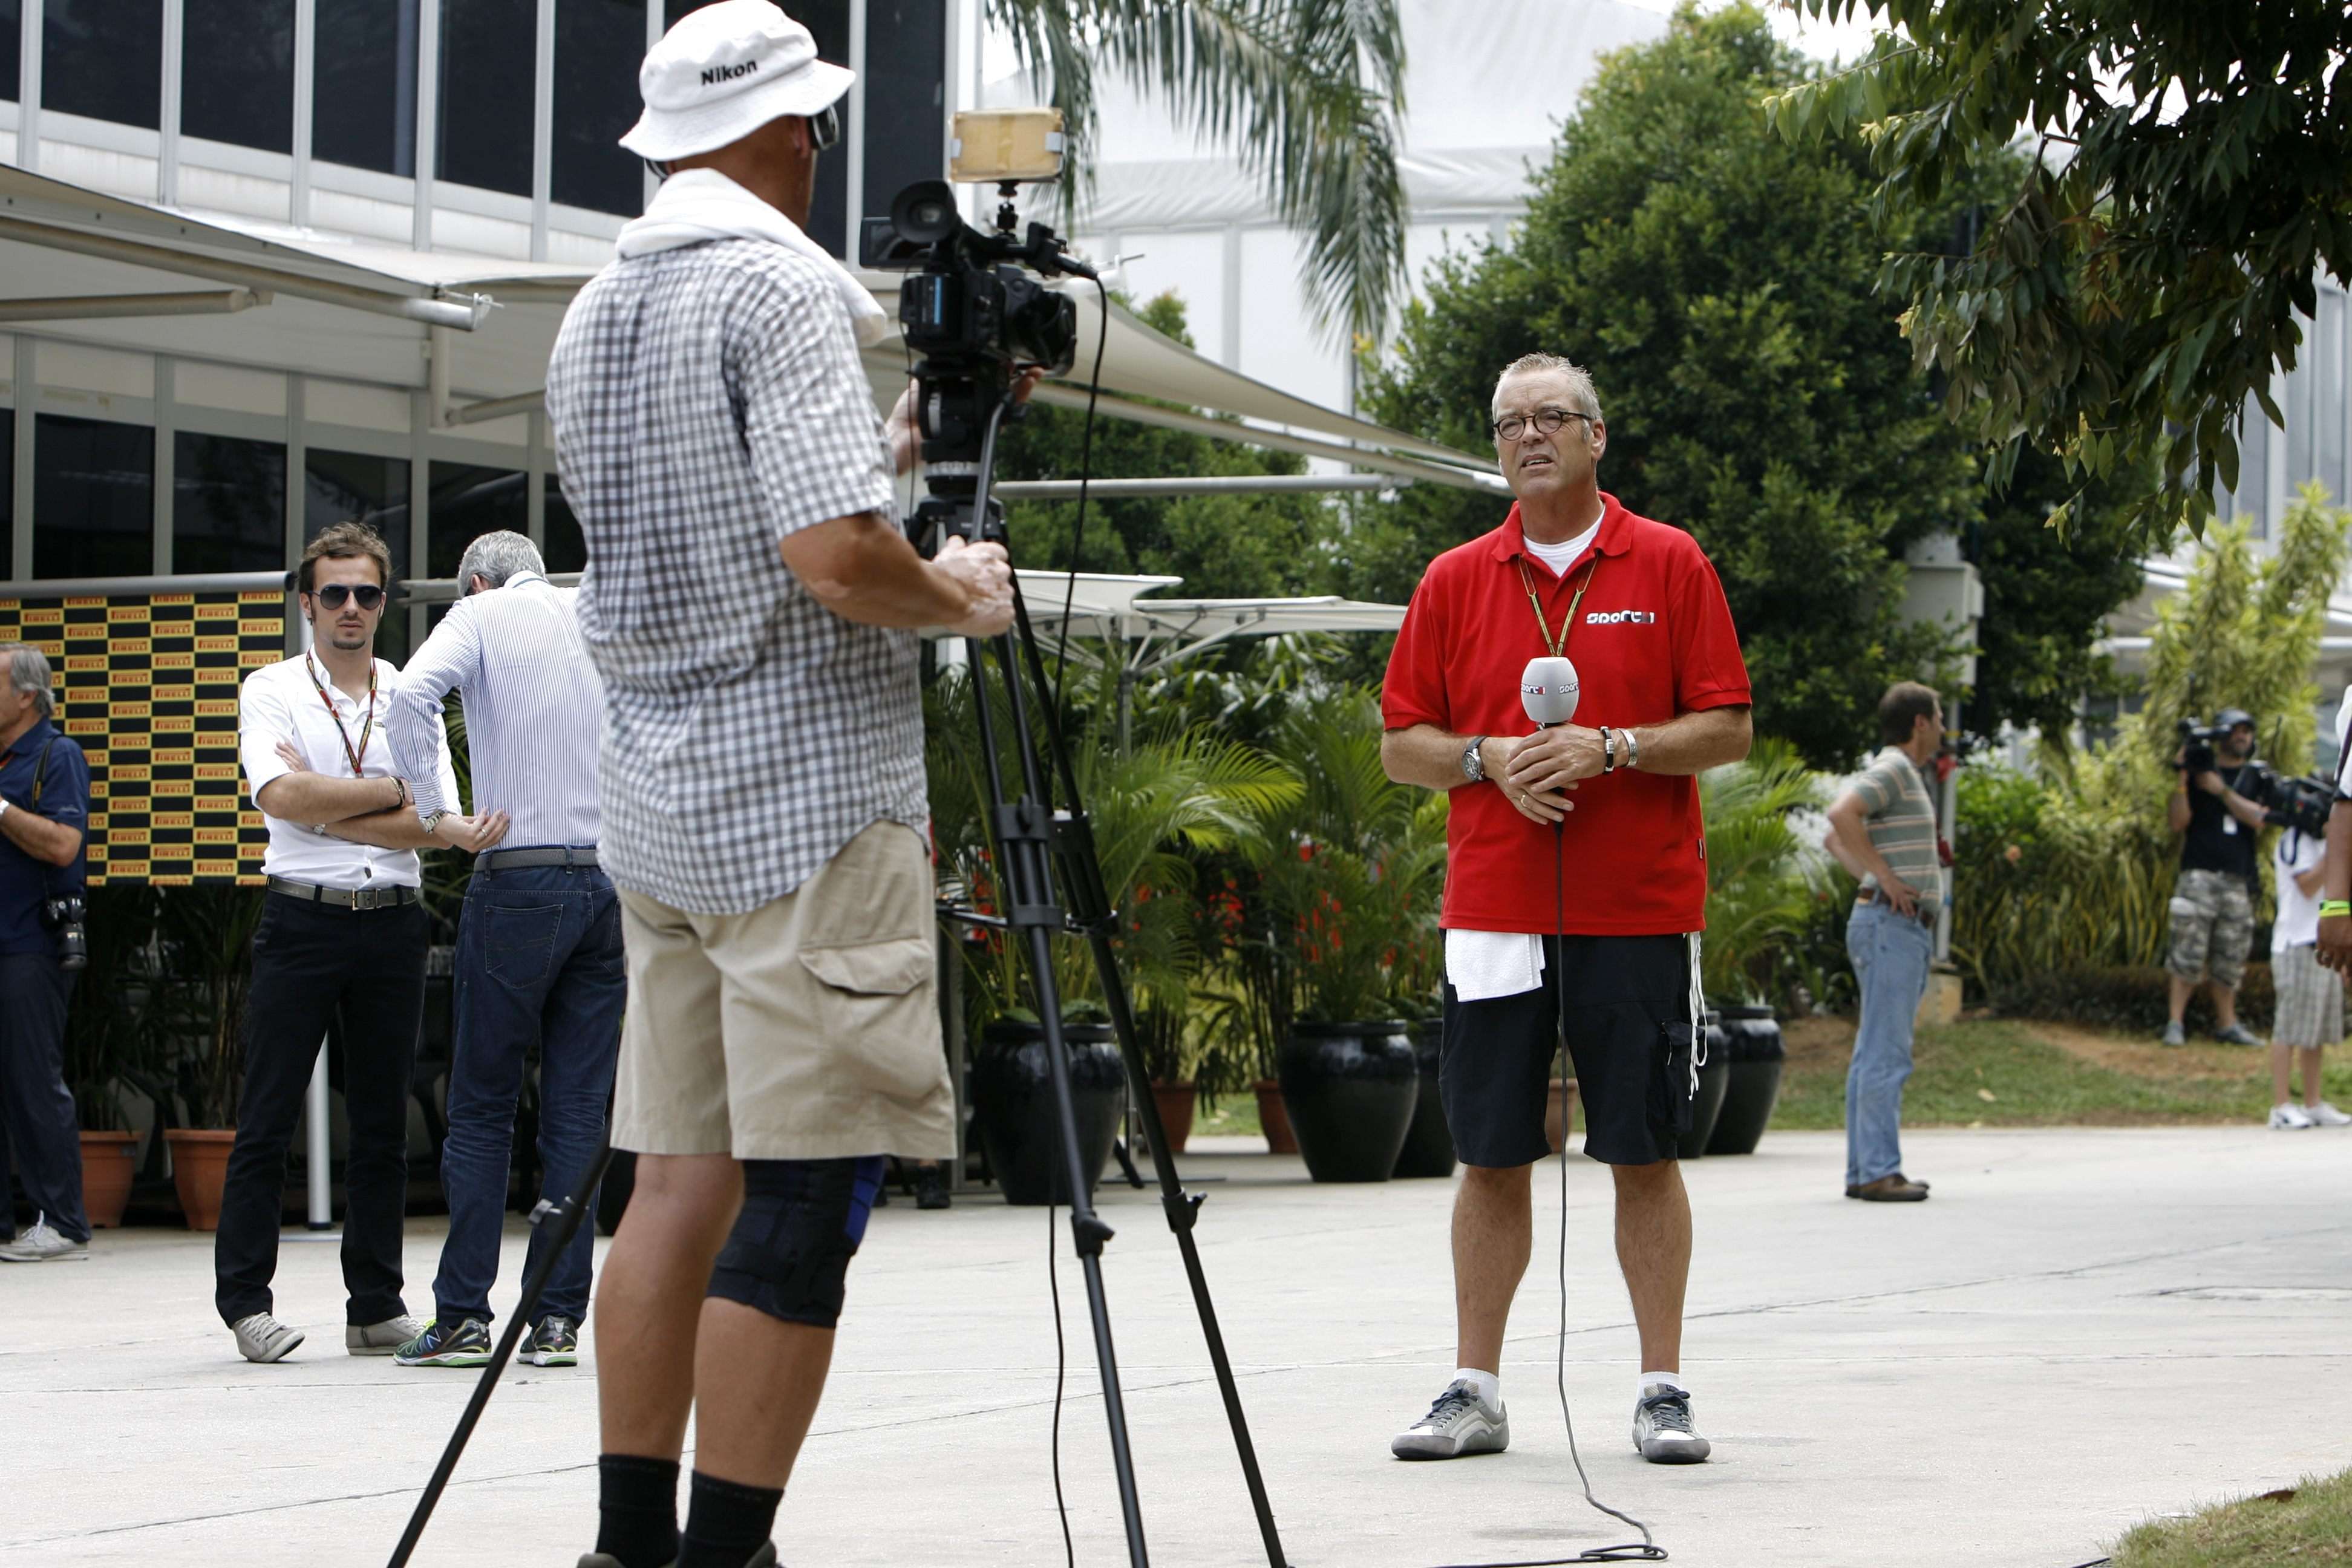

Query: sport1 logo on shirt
[1584,609,1657,626]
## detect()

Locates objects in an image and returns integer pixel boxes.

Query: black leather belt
[267,877,422,910]
[1858,889,1939,924]
[477,846,599,872]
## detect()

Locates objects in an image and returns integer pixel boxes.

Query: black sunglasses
[810,102,842,152]
[312,583,387,611]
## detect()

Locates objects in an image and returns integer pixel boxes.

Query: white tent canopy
[0,165,1500,489]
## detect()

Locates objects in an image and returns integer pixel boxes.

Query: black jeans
[214,892,428,1327]
[0,953,87,1242]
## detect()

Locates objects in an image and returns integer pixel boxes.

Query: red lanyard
[1515,551,1601,659]
[302,652,376,777]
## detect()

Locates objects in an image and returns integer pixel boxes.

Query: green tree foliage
[993,0,1406,341]
[1768,2,2352,549]
[1355,4,1991,766]
[991,292,1340,598]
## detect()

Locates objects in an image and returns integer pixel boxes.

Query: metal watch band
[1463,734,1488,782]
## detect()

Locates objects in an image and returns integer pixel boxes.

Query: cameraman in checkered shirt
[542,7,1018,1566]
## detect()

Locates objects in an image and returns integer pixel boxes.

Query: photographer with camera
[2163,708,2271,1048]
[543,7,1014,1566]
[0,641,92,1263]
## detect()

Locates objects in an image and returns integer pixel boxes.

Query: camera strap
[30,731,55,808]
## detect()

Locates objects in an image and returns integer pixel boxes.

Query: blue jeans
[433,858,626,1327]
[1844,901,1934,1187]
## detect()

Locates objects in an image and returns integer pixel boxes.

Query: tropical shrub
[1695,737,1830,1005]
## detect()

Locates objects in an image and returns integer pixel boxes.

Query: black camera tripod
[917,395,1291,1568]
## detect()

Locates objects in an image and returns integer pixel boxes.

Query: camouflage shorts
[2167,868,2255,989]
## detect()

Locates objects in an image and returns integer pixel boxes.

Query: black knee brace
[706,1155,885,1329]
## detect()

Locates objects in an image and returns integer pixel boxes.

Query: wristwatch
[419,809,449,834]
[1461,735,1488,783]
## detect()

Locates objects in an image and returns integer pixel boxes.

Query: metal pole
[305,1040,334,1230]
[1935,697,1960,964]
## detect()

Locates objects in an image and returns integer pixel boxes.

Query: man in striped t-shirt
[1823,682,1945,1203]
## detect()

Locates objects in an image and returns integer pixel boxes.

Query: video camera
[41,891,87,972]
[2177,710,2256,780]
[2265,772,2334,840]
[859,109,1096,531]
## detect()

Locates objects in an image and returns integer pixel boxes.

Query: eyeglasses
[312,583,387,611]
[810,102,841,152]
[1491,407,1594,443]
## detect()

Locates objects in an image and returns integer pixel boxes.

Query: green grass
[1191,1091,1264,1140]
[2110,1467,2352,1566]
[1770,1017,2352,1130]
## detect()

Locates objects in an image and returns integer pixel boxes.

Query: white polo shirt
[239,653,460,890]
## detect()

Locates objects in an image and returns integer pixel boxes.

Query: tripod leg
[387,1138,618,1568]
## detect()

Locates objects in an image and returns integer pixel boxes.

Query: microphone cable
[1433,805,1667,1568]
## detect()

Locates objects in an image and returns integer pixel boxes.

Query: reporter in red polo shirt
[1380,353,1751,1468]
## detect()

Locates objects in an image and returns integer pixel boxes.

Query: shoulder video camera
[2265,773,2334,840]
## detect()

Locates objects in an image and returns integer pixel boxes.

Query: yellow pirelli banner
[0,587,284,886]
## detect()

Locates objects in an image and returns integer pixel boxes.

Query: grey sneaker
[523,1315,580,1368]
[2160,1020,2186,1047]
[232,1312,305,1364]
[0,1213,88,1262]
[350,1313,428,1356]
[1632,1382,1711,1463]
[394,1316,494,1367]
[1391,1378,1509,1459]
[2213,1022,2264,1047]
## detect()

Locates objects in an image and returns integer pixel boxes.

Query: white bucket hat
[619,0,854,163]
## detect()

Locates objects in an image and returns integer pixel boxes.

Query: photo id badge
[2223,817,2238,835]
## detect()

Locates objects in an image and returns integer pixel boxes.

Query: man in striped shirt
[1822,681,1945,1203]
[382,531,621,1371]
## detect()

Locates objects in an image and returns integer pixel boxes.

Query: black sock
[676,1469,784,1568]
[595,1453,681,1568]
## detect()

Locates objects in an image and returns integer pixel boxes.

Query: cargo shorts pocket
[1651,1021,1697,1137]
[798,935,944,1100]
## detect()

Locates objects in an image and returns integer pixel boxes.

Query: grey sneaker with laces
[2213,1022,2264,1047]
[1391,1378,1509,1459]
[232,1312,305,1364]
[350,1313,428,1356]
[524,1315,580,1367]
[1632,1382,1711,1463]
[0,1213,88,1262]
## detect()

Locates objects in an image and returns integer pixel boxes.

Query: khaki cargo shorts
[2166,867,2255,990]
[612,819,958,1161]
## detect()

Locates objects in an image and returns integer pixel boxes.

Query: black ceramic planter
[1391,1021,1456,1178]
[1704,1007,1786,1155]
[1672,1014,1733,1161]
[971,1021,1126,1205]
[1278,1022,1417,1183]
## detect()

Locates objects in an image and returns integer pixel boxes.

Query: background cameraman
[2163,708,2269,1048]
[0,641,92,1263]
[2264,785,2351,1129]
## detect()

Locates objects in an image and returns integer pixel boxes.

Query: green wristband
[2322,901,2352,920]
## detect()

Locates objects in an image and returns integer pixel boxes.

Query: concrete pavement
[5,1125,2350,1567]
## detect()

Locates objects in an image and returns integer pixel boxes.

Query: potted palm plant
[65,885,165,1227]
[157,885,266,1229]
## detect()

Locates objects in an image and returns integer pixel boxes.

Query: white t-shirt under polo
[239,654,460,890]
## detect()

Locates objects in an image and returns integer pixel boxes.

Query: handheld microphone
[1521,655,1580,728]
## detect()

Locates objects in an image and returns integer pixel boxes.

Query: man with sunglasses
[1381,353,1751,1468]
[217,521,509,1365]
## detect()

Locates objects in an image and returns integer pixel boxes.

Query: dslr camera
[41,891,87,972]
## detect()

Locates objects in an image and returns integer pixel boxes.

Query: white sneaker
[1632,1382,1711,1463]
[2306,1101,2352,1127]
[1391,1379,1509,1459]
[2269,1102,2316,1130]
[0,1214,88,1262]
[347,1314,427,1356]
[232,1312,305,1363]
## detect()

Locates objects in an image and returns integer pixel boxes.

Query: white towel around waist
[1445,929,1547,1002]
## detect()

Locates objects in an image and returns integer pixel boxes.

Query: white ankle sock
[1453,1367,1500,1408]
[1639,1368,1687,1400]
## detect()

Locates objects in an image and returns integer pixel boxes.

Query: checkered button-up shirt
[545,237,924,915]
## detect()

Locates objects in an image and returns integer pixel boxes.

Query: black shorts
[1440,934,1697,1168]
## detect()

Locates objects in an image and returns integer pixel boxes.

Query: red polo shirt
[1380,493,1750,935]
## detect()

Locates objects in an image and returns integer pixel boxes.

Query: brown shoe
[1847,1175,1930,1202]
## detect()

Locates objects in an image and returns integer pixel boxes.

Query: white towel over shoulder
[1445,929,1546,1002]
[616,167,889,347]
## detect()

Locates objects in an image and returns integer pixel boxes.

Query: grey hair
[1,641,57,722]
[1492,352,1604,423]
[456,530,545,590]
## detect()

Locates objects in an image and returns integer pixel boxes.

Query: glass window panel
[544,473,587,573]
[2232,400,2270,539]
[552,0,645,215]
[427,461,526,578]
[182,0,295,153]
[314,0,420,177]
[1,408,13,575]
[860,0,945,231]
[44,0,162,129]
[172,432,286,573]
[34,415,154,580]
[305,448,411,583]
[2287,310,2318,499]
[1,0,19,106]
[2318,290,2347,508]
[437,0,535,197]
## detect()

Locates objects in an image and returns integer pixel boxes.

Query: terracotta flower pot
[1149,1082,1197,1154]
[1253,1079,1298,1155]
[165,1128,237,1232]
[79,1130,140,1229]
[1543,1079,1579,1155]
